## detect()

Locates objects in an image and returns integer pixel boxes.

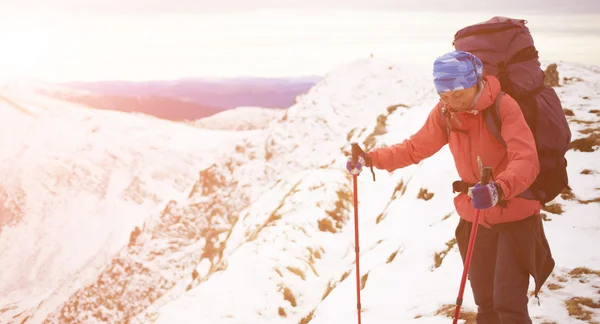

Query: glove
[346,153,371,176]
[468,181,499,210]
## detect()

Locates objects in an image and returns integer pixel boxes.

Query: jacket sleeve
[367,104,448,173]
[494,95,540,200]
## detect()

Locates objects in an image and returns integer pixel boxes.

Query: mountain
[134,60,600,324]
[2,58,599,324]
[60,76,322,110]
[193,106,286,131]
[40,89,225,121]
[0,84,252,323]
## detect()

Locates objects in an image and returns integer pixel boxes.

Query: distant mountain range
[55,76,321,121]
[40,90,224,121]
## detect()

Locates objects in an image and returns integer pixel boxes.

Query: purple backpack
[453,16,572,205]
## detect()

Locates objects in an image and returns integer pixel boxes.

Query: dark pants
[455,217,540,324]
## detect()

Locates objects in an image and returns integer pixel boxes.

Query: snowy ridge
[150,59,600,324]
[2,57,598,324]
[193,106,286,131]
[0,85,248,323]
[41,59,435,323]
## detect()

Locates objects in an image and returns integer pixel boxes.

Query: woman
[347,50,554,324]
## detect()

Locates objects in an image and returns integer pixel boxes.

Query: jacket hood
[471,75,502,112]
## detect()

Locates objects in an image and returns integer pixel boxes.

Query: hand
[468,181,499,210]
[346,153,370,176]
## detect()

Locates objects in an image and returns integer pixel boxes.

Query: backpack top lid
[454,16,527,43]
[453,16,543,98]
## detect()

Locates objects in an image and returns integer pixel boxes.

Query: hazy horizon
[3,0,599,15]
[0,6,599,83]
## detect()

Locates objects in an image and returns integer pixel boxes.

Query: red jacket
[368,76,541,227]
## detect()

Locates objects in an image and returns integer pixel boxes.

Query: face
[439,86,478,111]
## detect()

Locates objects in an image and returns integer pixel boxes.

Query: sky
[3,0,599,14]
[0,0,599,82]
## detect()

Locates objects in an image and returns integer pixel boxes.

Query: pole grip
[351,142,363,164]
[481,166,492,185]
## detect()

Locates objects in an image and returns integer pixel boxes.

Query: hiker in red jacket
[347,50,554,324]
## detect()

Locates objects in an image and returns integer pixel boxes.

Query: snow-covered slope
[193,106,286,131]
[39,59,433,324]
[0,86,249,323]
[7,57,598,324]
[146,59,598,324]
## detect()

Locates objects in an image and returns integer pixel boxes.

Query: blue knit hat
[433,50,483,93]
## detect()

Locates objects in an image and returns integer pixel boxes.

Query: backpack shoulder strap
[483,91,507,147]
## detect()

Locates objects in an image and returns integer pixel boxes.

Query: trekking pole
[350,143,363,324]
[452,166,492,324]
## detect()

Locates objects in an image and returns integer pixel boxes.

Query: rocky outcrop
[544,63,560,87]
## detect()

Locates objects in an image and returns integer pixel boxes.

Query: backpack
[451,16,572,205]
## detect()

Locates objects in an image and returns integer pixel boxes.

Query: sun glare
[0,11,598,82]
[0,18,52,80]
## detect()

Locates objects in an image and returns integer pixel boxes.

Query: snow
[0,86,250,323]
[193,106,286,131]
[1,57,599,324]
[148,59,599,324]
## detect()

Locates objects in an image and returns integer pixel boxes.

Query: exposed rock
[544,63,560,87]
